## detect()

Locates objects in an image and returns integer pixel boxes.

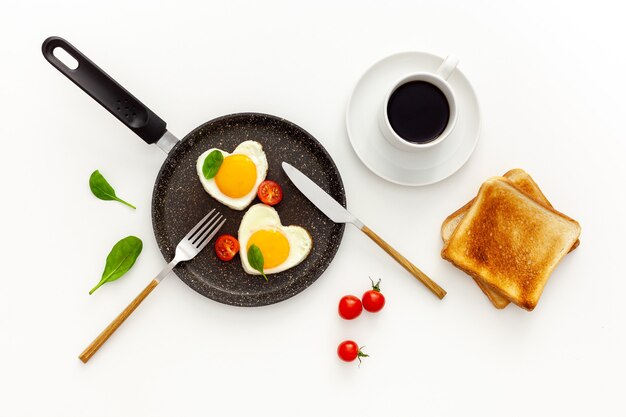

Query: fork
[79,209,226,363]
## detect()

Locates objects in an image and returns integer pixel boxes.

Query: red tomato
[257,180,283,206]
[337,340,369,363]
[363,291,385,312]
[214,234,240,261]
[362,278,385,313]
[361,278,385,313]
[338,295,362,320]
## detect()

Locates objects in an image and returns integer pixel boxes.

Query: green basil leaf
[202,150,224,179]
[247,244,268,281]
[89,170,136,209]
[89,236,143,294]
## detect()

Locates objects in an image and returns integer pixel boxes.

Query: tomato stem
[369,277,382,292]
[357,346,369,365]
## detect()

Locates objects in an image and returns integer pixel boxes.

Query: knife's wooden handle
[79,279,159,363]
[361,226,446,299]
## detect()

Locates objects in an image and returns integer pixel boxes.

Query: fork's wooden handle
[361,226,446,299]
[79,279,159,363]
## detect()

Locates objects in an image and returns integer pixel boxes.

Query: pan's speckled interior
[152,113,346,307]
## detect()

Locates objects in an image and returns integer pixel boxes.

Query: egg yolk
[215,154,257,198]
[247,229,290,269]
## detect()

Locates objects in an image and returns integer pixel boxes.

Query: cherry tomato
[362,278,385,312]
[337,340,369,363]
[257,180,283,206]
[338,295,363,320]
[214,234,240,261]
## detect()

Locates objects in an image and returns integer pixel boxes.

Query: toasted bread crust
[474,278,510,308]
[441,199,475,244]
[441,169,579,308]
[442,177,581,311]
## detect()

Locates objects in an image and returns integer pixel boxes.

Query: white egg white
[238,204,313,275]
[196,140,268,211]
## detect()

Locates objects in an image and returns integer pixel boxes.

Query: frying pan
[42,36,346,307]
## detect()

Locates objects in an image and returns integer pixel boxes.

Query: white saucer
[346,51,481,186]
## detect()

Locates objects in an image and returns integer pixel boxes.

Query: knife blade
[281,162,363,227]
[282,162,446,299]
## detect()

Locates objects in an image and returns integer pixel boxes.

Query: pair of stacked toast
[441,169,581,310]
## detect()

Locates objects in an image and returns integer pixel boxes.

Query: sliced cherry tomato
[337,340,368,363]
[214,234,240,261]
[362,278,385,313]
[338,295,362,320]
[257,180,283,206]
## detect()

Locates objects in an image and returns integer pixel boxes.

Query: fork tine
[185,209,216,241]
[192,214,223,246]
[195,218,227,251]
[191,212,223,245]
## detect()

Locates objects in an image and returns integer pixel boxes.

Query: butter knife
[282,162,446,299]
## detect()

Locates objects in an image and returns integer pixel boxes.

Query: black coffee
[387,81,450,144]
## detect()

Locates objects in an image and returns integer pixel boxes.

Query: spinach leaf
[89,236,143,294]
[89,170,136,209]
[247,244,267,281]
[202,150,224,179]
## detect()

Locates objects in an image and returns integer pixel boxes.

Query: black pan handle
[42,36,167,145]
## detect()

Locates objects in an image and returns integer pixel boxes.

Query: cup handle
[436,55,460,80]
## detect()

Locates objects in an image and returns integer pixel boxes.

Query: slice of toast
[441,177,581,311]
[441,169,579,308]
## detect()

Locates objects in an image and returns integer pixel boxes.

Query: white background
[1,1,624,416]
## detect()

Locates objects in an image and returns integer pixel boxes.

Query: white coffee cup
[379,55,459,152]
